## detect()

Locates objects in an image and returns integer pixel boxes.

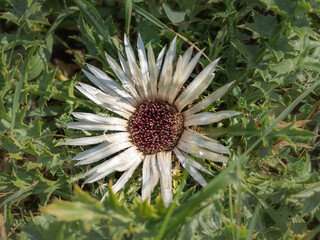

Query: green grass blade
[236,154,242,240]
[133,4,170,32]
[46,7,76,37]
[74,0,111,42]
[11,47,36,133]
[246,204,260,240]
[125,0,132,37]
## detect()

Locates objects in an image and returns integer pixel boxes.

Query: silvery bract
[64,34,240,207]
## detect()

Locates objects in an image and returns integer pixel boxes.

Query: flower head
[64,34,240,206]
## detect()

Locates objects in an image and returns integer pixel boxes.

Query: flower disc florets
[128,100,184,155]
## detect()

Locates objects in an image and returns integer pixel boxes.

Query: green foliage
[0,0,319,239]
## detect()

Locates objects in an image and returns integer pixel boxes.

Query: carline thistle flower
[64,34,240,206]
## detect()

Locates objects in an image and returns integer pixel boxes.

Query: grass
[0,0,320,239]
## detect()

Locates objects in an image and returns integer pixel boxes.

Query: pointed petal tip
[77,81,86,87]
[83,178,93,184]
[65,122,74,128]
[74,84,84,93]
[104,51,111,59]
[214,57,221,63]
[232,111,243,117]
[72,157,81,162]
[85,62,92,68]
[55,141,66,146]
[229,80,236,86]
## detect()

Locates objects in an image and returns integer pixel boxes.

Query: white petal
[142,155,152,200]
[82,69,116,99]
[83,147,140,183]
[175,73,215,111]
[184,81,235,116]
[111,157,142,194]
[180,130,230,154]
[166,56,183,104]
[75,84,132,119]
[147,44,158,99]
[62,132,129,146]
[175,58,220,111]
[62,135,107,146]
[156,45,166,75]
[105,52,143,103]
[181,49,204,83]
[177,139,228,163]
[96,147,139,173]
[84,168,115,184]
[117,52,132,79]
[72,112,128,125]
[158,63,173,101]
[73,138,129,162]
[72,141,108,160]
[124,34,137,63]
[124,34,148,99]
[75,141,132,165]
[184,110,241,126]
[158,36,177,100]
[182,45,194,66]
[167,49,204,104]
[130,60,148,99]
[73,140,131,163]
[157,151,173,207]
[66,121,127,131]
[80,147,136,177]
[78,82,135,113]
[173,147,214,176]
[142,154,160,201]
[137,34,149,83]
[173,148,207,187]
[117,52,146,100]
[86,63,139,106]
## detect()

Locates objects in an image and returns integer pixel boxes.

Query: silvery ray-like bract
[64,34,240,207]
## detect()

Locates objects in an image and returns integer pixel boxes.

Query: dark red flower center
[128,100,184,155]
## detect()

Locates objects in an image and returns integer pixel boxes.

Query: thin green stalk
[236,154,242,240]
[125,0,133,37]
[246,204,260,240]
[229,185,235,240]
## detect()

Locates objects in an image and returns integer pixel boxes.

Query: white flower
[64,34,240,207]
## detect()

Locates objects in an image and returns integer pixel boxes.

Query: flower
[64,34,240,206]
